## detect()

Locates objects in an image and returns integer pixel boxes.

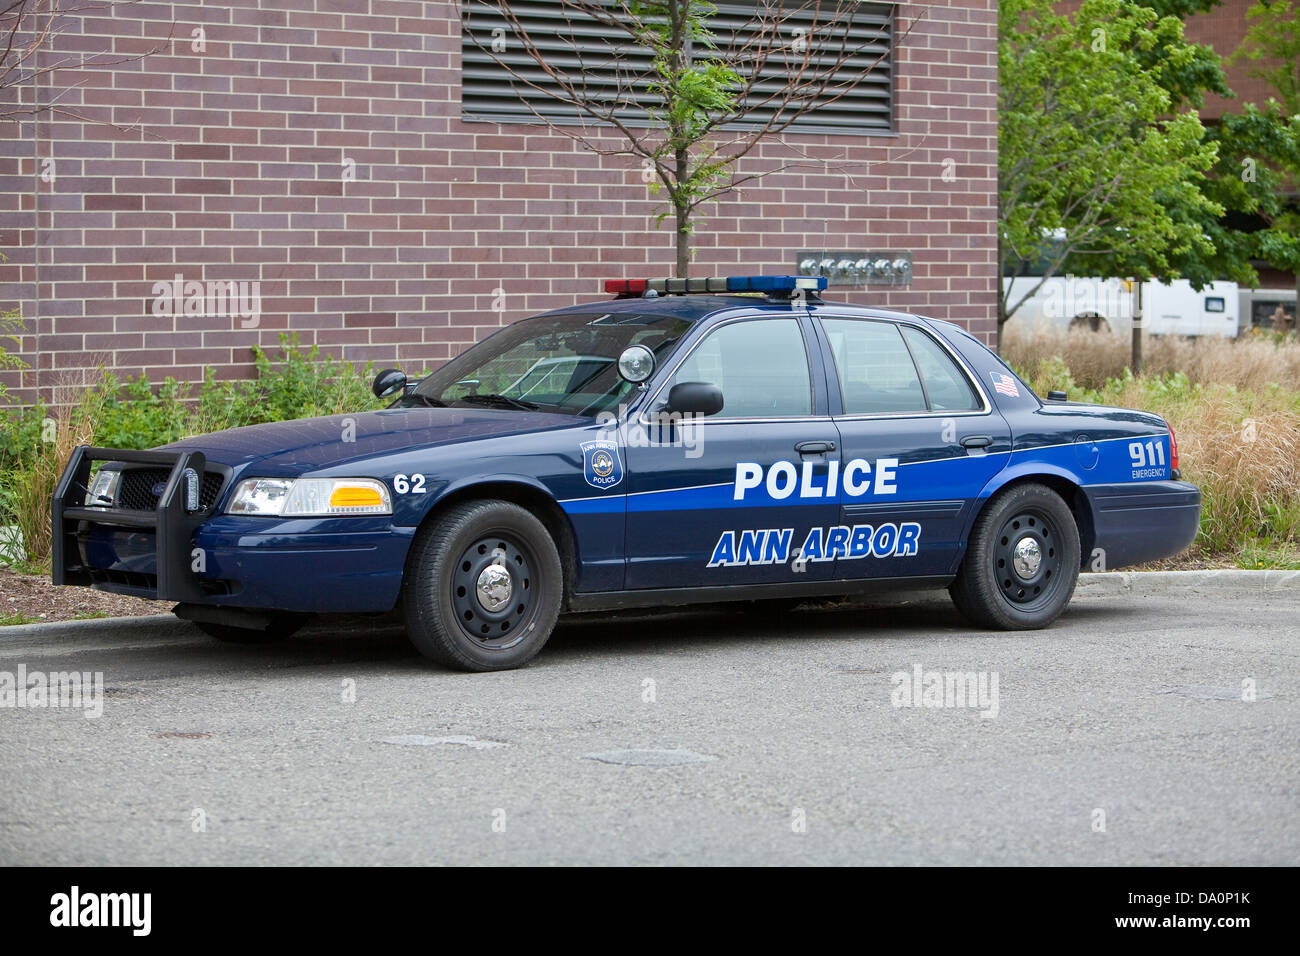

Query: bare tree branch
[0,0,176,125]
[464,0,916,273]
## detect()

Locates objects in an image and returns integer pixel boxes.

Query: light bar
[604,278,647,296]
[647,277,733,294]
[604,275,828,297]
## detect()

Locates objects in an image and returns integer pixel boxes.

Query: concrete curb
[0,614,181,639]
[1075,569,1300,594]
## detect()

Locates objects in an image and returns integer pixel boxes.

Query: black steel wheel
[448,531,540,651]
[991,509,1063,611]
[949,482,1080,629]
[402,500,563,671]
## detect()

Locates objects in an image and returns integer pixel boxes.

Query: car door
[811,314,1011,579]
[623,313,841,589]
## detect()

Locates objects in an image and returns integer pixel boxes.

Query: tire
[191,613,306,644]
[1069,313,1112,334]
[949,482,1080,629]
[402,500,563,671]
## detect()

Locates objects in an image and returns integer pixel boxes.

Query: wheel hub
[450,534,536,649]
[993,510,1062,608]
[1012,536,1042,579]
[476,563,514,611]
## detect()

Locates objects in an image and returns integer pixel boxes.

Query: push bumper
[52,446,212,602]
[53,446,414,613]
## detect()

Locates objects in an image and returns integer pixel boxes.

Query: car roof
[538,293,926,325]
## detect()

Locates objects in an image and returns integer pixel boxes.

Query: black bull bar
[51,445,210,602]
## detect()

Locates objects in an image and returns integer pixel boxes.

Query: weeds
[0,335,382,565]
[1007,326,1300,558]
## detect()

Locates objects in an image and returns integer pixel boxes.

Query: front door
[624,314,840,589]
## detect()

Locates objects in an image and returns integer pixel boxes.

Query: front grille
[116,468,224,511]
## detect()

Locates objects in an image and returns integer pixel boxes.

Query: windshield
[406,311,693,416]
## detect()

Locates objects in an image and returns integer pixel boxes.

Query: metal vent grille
[116,469,224,512]
[461,1,894,134]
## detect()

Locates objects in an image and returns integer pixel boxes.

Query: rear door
[811,314,1012,579]
[623,313,841,589]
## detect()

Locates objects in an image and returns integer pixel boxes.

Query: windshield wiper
[457,393,541,411]
[404,394,448,408]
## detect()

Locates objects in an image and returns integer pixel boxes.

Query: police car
[51,275,1201,671]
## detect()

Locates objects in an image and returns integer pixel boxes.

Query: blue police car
[52,275,1201,671]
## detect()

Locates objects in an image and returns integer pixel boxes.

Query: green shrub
[0,335,385,566]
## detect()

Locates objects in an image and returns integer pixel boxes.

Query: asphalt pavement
[1,580,1295,865]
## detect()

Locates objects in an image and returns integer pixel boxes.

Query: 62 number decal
[393,473,426,495]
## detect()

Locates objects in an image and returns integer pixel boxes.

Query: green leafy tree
[999,0,1221,342]
[466,0,895,276]
[1226,1,1300,317]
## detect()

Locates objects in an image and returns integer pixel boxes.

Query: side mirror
[664,381,724,417]
[373,368,407,399]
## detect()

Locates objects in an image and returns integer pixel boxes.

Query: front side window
[668,318,813,419]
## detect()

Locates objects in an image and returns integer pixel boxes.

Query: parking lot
[1,581,1296,865]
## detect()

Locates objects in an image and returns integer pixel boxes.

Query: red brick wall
[1183,0,1283,119]
[0,0,998,405]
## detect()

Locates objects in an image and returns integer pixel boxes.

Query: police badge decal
[580,440,624,490]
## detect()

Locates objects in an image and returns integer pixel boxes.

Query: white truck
[1002,275,1241,337]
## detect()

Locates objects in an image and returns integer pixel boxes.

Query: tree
[998,0,1221,343]
[1226,1,1300,319]
[465,0,898,276]
[1,0,170,126]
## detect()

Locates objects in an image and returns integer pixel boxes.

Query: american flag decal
[990,372,1020,398]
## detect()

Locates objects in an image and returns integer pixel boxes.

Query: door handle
[961,435,992,449]
[795,440,836,455]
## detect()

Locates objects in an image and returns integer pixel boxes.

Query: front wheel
[949,483,1080,629]
[402,500,564,671]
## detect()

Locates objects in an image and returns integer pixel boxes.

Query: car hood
[160,406,585,474]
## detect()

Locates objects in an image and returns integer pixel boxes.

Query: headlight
[85,468,122,506]
[226,477,392,516]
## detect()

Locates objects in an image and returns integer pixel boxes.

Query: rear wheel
[402,500,563,671]
[949,482,1080,629]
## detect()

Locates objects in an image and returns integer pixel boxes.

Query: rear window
[899,326,980,411]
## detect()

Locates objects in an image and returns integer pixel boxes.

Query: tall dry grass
[3,371,108,565]
[1002,324,1300,392]
[1005,326,1300,557]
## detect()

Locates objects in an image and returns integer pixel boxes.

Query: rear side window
[821,319,927,414]
[821,318,980,414]
[900,326,980,411]
[670,318,812,418]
